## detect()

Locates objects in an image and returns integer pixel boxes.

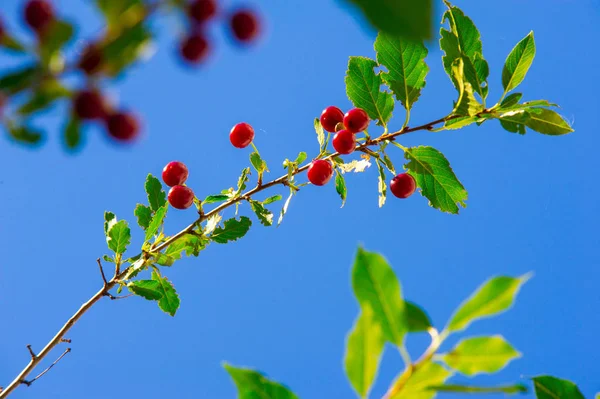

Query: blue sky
[1,0,599,398]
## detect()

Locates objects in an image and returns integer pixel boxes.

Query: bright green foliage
[165,234,207,259]
[144,205,167,242]
[152,252,175,267]
[405,301,432,333]
[352,248,407,345]
[63,115,82,150]
[134,204,152,230]
[262,195,282,205]
[335,170,347,208]
[203,194,230,204]
[344,305,385,399]
[210,216,252,244]
[103,22,152,77]
[152,271,180,316]
[447,274,530,332]
[128,280,163,300]
[250,152,268,182]
[502,32,536,95]
[18,80,71,116]
[440,335,521,376]
[96,0,144,29]
[374,33,428,113]
[392,362,453,399]
[533,376,585,399]
[250,200,274,226]
[404,146,467,214]
[450,58,483,116]
[314,118,325,151]
[500,93,523,108]
[498,108,573,136]
[429,383,528,394]
[107,220,131,255]
[224,364,299,399]
[345,56,394,127]
[236,167,251,196]
[145,174,167,212]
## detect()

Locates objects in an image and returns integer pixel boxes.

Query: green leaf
[352,248,406,345]
[335,170,347,208]
[152,271,180,316]
[39,20,74,66]
[447,274,531,333]
[7,124,43,145]
[294,151,307,165]
[393,362,453,399]
[152,252,176,267]
[134,204,152,230]
[250,200,274,227]
[18,79,71,116]
[502,32,536,94]
[440,335,521,376]
[404,146,467,214]
[203,194,230,204]
[145,174,167,212]
[211,216,252,244]
[500,93,523,109]
[250,151,268,174]
[63,114,82,150]
[104,211,116,234]
[236,167,251,196]
[376,160,387,208]
[345,56,394,127]
[405,301,432,333]
[102,255,114,263]
[428,383,528,394]
[103,22,152,77]
[107,220,131,255]
[314,118,325,150]
[0,67,39,95]
[533,376,585,399]
[145,205,167,242]
[343,0,432,41]
[263,195,282,205]
[344,305,385,399]
[450,57,483,116]
[224,364,299,399]
[443,115,478,130]
[499,118,526,135]
[374,33,428,112]
[128,280,163,300]
[0,33,26,53]
[95,0,144,29]
[499,108,573,136]
[165,233,208,259]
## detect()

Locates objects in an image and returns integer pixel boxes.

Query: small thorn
[26,345,36,359]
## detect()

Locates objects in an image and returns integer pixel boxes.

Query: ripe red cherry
[344,108,370,133]
[390,173,417,199]
[307,160,333,186]
[332,129,356,155]
[320,106,344,133]
[106,111,139,142]
[230,9,260,43]
[24,0,54,33]
[168,185,195,210]
[189,0,217,23]
[180,34,209,63]
[73,90,106,120]
[78,44,103,75]
[230,122,254,148]
[162,161,189,187]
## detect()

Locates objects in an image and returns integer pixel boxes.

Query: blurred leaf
[344,305,385,399]
[203,194,230,204]
[440,335,521,376]
[533,376,585,399]
[352,247,406,345]
[7,123,43,145]
[345,56,394,127]
[393,362,453,399]
[145,174,167,212]
[450,57,483,116]
[405,301,432,333]
[376,160,387,208]
[428,383,528,394]
[502,32,535,94]
[63,114,82,150]
[103,22,152,77]
[224,364,299,399]
[134,204,152,230]
[145,205,167,242]
[96,0,145,29]
[404,146,467,214]
[447,274,531,333]
[0,67,39,95]
[250,200,274,226]
[0,33,27,53]
[107,220,131,255]
[152,271,180,316]
[211,216,251,244]
[18,79,71,116]
[128,280,162,300]
[39,20,74,67]
[335,170,347,208]
[343,0,432,40]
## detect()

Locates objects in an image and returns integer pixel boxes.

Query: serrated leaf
[344,305,385,399]
[278,191,294,226]
[250,200,274,227]
[314,118,325,150]
[0,67,39,95]
[144,205,167,242]
[211,216,252,244]
[440,335,521,376]
[376,160,387,208]
[352,248,406,345]
[447,274,531,333]
[263,195,282,205]
[533,376,585,399]
[224,364,299,399]
[145,174,166,212]
[63,114,82,150]
[107,220,131,255]
[335,170,347,208]
[104,211,116,234]
[165,233,208,259]
[128,280,163,300]
[345,56,394,127]
[405,301,432,333]
[443,115,478,130]
[152,271,180,316]
[393,362,453,399]
[502,32,535,94]
[134,204,152,230]
[294,151,307,165]
[404,146,467,214]
[203,194,230,204]
[339,159,372,174]
[250,152,268,174]
[236,168,251,196]
[375,33,428,112]
[450,57,483,116]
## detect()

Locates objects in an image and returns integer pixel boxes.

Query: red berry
[344,108,370,133]
[73,90,106,120]
[162,161,189,187]
[230,9,260,43]
[0,18,6,41]
[78,44,103,75]
[390,173,416,199]
[230,122,254,148]
[320,106,344,133]
[180,34,209,64]
[332,129,356,155]
[168,185,195,210]
[189,0,217,23]
[24,0,54,33]
[307,159,333,186]
[106,111,139,142]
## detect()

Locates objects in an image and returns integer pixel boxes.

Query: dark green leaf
[394,362,453,398]
[500,93,523,109]
[7,124,43,145]
[18,79,71,116]
[533,376,585,399]
[447,274,531,333]
[104,211,116,234]
[335,170,347,208]
[502,32,535,94]
[224,364,299,399]
[376,160,387,208]
[203,194,230,204]
[499,118,526,135]
[107,220,131,255]
[345,56,394,127]
[103,22,152,77]
[374,33,428,112]
[404,146,467,214]
[134,204,152,230]
[250,200,274,227]
[128,280,163,300]
[314,118,325,150]
[405,301,432,333]
[263,195,282,205]
[145,205,167,242]
[343,0,432,41]
[0,67,39,95]
[145,174,166,212]
[152,271,180,316]
[211,216,252,244]
[39,20,74,66]
[63,114,82,150]
[428,383,528,394]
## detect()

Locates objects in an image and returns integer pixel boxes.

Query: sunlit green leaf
[250,200,274,226]
[203,194,230,204]
[152,271,180,316]
[502,32,535,94]
[211,216,251,244]
[314,118,325,150]
[392,362,453,399]
[533,376,585,399]
[450,57,483,116]
[145,205,167,242]
[224,364,299,399]
[335,170,347,208]
[128,280,162,300]
[107,220,131,255]
[145,174,167,212]
[428,383,528,395]
[134,204,152,230]
[39,20,74,67]
[499,108,573,136]
[263,195,282,205]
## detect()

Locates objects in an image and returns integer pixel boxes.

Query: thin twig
[26,346,36,360]
[20,348,71,387]
[96,258,108,287]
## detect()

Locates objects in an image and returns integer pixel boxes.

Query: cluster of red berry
[180,0,261,64]
[163,161,195,209]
